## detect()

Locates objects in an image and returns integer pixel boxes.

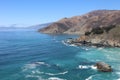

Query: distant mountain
[0,23,52,31]
[28,22,52,30]
[39,10,120,34]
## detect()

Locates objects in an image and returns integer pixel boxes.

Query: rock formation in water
[95,62,112,72]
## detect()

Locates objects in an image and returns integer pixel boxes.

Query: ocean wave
[85,75,93,80]
[30,70,68,76]
[62,40,78,48]
[45,71,68,76]
[26,75,47,80]
[23,63,37,71]
[69,44,78,47]
[81,47,90,51]
[116,72,120,75]
[26,75,66,80]
[78,65,97,70]
[22,61,50,71]
[48,77,66,80]
[62,40,69,46]
[34,62,50,66]
[31,70,44,74]
[98,47,103,50]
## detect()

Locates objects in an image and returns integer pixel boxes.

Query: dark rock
[95,62,112,72]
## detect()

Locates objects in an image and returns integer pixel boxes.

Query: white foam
[117,78,120,80]
[26,75,47,80]
[85,48,89,51]
[35,61,50,66]
[35,62,45,65]
[98,47,103,50]
[22,61,49,71]
[46,71,68,76]
[62,40,69,46]
[32,71,36,74]
[78,65,97,70]
[90,65,97,70]
[62,40,79,48]
[82,47,89,51]
[35,70,44,74]
[85,75,93,80]
[48,77,66,80]
[79,65,89,69]
[116,72,120,75]
[69,44,77,47]
[23,63,37,71]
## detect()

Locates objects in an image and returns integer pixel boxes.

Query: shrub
[104,25,116,33]
[91,27,104,34]
[85,31,91,36]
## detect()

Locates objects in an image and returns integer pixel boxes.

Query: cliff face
[39,10,120,34]
[76,25,120,47]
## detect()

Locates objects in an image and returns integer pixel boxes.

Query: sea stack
[95,62,112,72]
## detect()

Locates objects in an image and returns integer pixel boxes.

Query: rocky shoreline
[64,36,120,47]
[64,25,120,47]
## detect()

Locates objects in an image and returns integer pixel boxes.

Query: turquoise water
[0,30,120,80]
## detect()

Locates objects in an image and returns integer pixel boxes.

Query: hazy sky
[0,0,120,26]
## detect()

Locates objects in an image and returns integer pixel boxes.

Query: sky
[0,0,120,26]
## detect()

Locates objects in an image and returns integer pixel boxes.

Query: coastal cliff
[76,25,120,47]
[39,10,120,34]
[39,10,120,47]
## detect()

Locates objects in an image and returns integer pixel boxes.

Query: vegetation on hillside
[85,25,117,36]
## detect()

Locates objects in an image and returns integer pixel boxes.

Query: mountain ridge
[39,10,120,34]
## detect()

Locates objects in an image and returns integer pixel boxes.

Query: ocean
[0,29,120,80]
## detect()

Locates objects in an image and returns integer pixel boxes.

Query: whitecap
[85,75,93,80]
[98,47,103,50]
[26,75,47,80]
[35,62,45,65]
[85,48,89,51]
[82,47,89,51]
[61,40,69,46]
[90,65,97,70]
[69,44,77,47]
[22,63,37,71]
[78,65,89,69]
[116,72,120,75]
[117,78,120,80]
[22,61,49,71]
[35,70,44,74]
[32,71,36,74]
[35,61,50,66]
[45,71,68,76]
[78,65,97,70]
[48,77,66,80]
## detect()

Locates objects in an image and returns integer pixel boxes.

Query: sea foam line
[31,70,68,76]
[26,75,66,80]
[45,71,68,76]
[85,75,93,80]
[22,61,50,71]
[61,40,78,48]
[48,77,66,80]
[78,65,97,70]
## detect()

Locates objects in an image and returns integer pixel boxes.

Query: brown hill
[39,10,120,34]
[83,25,120,47]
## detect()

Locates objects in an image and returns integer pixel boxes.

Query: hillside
[81,25,120,47]
[39,10,120,34]
[63,25,120,47]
